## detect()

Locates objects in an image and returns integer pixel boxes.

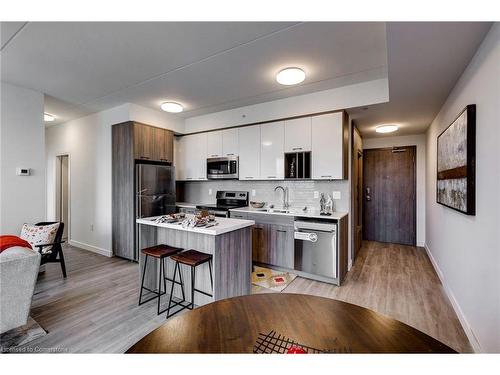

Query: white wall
[363,134,426,246]
[185,78,388,132]
[45,104,129,256]
[425,24,499,352]
[45,103,183,256]
[1,82,45,234]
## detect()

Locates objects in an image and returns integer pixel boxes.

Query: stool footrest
[165,300,193,318]
[138,286,166,306]
[193,288,213,298]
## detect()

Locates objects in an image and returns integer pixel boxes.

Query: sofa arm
[0,247,41,334]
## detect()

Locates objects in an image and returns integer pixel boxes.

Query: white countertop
[136,215,255,236]
[229,206,348,220]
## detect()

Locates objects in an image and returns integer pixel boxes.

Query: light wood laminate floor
[19,241,470,353]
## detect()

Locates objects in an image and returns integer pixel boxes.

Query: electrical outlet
[208,188,212,195]
[314,191,319,199]
[332,191,341,200]
[252,189,256,197]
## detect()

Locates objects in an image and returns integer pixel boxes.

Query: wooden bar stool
[166,250,213,318]
[138,244,184,315]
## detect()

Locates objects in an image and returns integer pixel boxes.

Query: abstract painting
[436,105,476,215]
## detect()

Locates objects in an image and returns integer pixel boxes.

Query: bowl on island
[250,201,266,209]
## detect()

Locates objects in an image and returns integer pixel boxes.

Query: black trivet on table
[253,330,352,354]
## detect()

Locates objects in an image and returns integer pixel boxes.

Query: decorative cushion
[20,223,60,254]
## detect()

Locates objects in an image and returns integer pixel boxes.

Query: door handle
[366,187,371,201]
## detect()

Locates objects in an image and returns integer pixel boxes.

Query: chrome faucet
[274,185,290,209]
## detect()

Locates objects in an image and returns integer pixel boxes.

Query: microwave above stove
[207,156,238,179]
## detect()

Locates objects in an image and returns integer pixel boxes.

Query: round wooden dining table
[126,293,455,353]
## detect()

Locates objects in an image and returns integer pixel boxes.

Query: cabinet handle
[160,158,169,162]
[186,177,193,180]
[226,153,234,156]
[321,175,332,178]
[292,147,302,151]
[210,154,219,157]
[244,177,254,179]
[140,156,150,160]
[267,176,277,178]
[276,229,286,233]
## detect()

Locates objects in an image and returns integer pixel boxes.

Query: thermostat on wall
[16,168,31,176]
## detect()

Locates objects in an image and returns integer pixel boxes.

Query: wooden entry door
[363,146,416,245]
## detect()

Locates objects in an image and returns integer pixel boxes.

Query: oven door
[207,157,238,179]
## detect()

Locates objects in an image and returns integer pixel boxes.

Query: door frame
[54,153,71,241]
[362,146,417,246]
[351,124,363,263]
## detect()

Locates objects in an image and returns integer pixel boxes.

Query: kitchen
[3,20,495,357]
[112,109,350,310]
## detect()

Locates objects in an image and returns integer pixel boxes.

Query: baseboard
[424,243,482,353]
[68,240,113,258]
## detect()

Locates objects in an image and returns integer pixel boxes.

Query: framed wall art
[436,104,476,215]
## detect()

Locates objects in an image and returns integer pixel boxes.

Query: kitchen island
[136,216,254,307]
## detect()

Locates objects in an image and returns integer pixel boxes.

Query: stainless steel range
[196,191,249,217]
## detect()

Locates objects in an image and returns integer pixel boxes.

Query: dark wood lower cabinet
[252,224,270,264]
[251,220,294,269]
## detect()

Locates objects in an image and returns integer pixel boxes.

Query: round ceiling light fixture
[375,124,399,133]
[276,67,306,85]
[44,113,55,122]
[160,102,184,113]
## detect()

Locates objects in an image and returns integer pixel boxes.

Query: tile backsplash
[178,179,350,212]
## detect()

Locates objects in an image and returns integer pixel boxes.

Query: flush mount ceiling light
[376,124,399,133]
[44,113,55,122]
[160,102,183,113]
[276,67,306,85]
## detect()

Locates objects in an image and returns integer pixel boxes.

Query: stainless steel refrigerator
[135,163,175,260]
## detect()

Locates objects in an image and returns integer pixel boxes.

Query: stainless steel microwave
[207,156,239,179]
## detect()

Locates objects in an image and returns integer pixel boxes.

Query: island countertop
[136,215,255,236]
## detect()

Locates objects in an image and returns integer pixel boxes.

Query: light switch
[332,191,341,200]
[208,189,213,195]
[252,189,256,197]
[16,167,31,176]
[314,191,319,199]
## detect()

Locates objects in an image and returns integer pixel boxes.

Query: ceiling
[1,22,387,125]
[348,22,492,137]
[0,22,492,136]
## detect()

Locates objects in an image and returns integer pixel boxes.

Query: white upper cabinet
[206,131,223,158]
[260,121,284,180]
[312,112,345,180]
[284,117,311,152]
[238,125,260,180]
[222,128,239,156]
[178,133,207,181]
[206,128,239,157]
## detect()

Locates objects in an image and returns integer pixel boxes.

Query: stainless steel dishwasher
[294,220,337,280]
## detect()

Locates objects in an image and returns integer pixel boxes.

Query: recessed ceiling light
[276,67,306,85]
[44,113,55,122]
[376,125,399,133]
[160,102,183,113]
